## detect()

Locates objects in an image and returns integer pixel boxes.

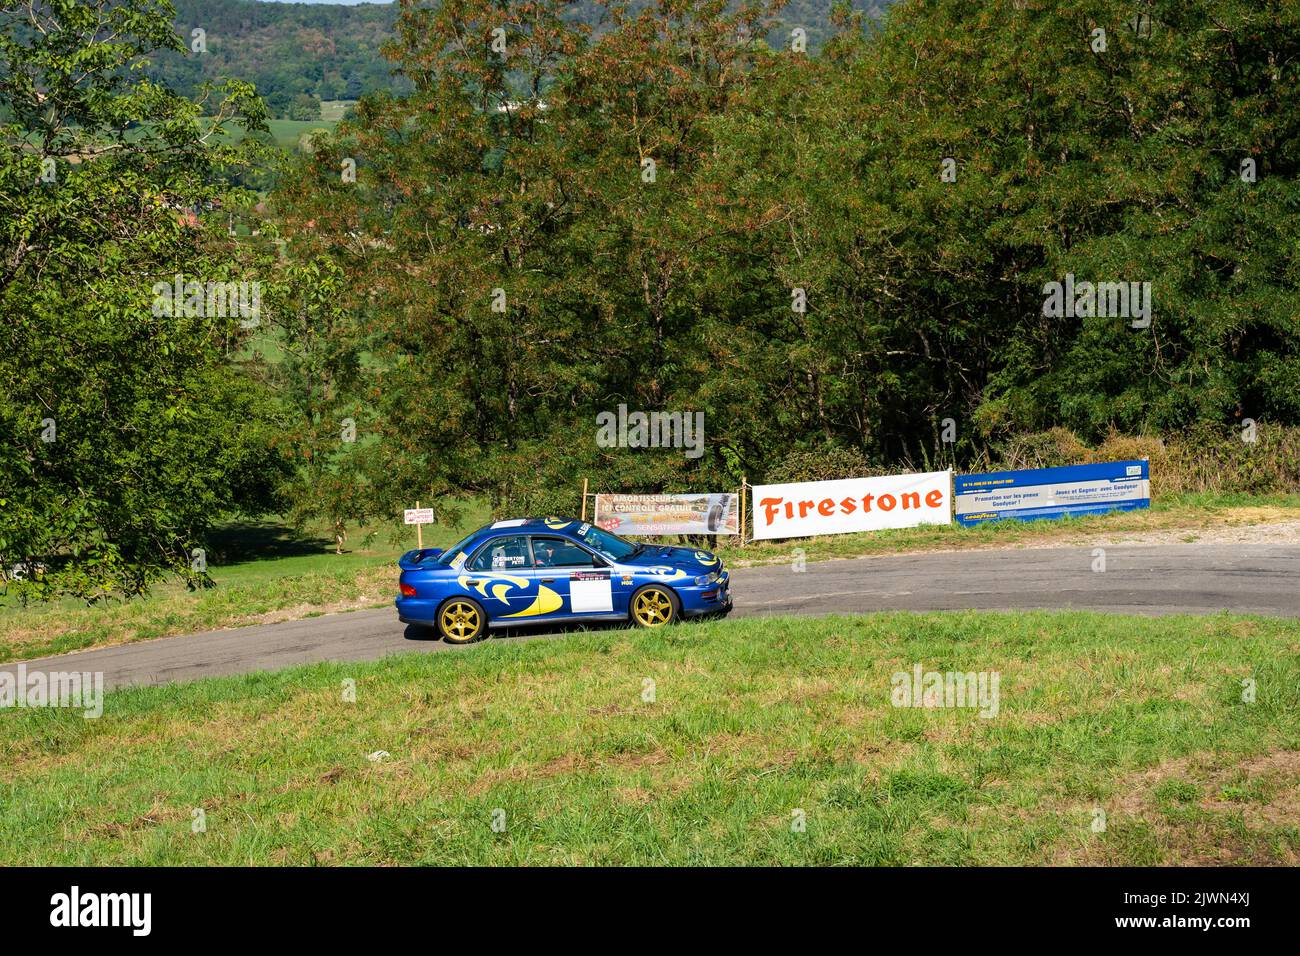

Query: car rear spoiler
[398,548,444,570]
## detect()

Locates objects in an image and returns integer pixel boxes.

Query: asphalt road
[7,542,1299,691]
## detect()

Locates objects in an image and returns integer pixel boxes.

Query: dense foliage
[276,0,1300,521]
[0,0,288,600]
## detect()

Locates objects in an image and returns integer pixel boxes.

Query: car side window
[468,535,533,572]
[531,536,599,568]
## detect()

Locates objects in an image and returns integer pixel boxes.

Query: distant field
[0,610,1295,865]
[196,117,337,153]
[264,118,336,152]
[320,100,357,122]
[119,117,338,154]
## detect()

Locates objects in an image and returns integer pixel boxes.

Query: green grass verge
[0,503,492,663]
[0,611,1296,865]
[2,493,1297,664]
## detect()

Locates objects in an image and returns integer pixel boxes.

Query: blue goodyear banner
[954,460,1150,526]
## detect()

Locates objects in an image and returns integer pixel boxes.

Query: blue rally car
[395,517,732,643]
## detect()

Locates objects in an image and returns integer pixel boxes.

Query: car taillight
[400,582,418,597]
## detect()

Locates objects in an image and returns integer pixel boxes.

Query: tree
[260,255,373,551]
[0,0,288,601]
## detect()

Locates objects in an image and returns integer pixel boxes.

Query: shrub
[988,426,1300,497]
[765,445,885,484]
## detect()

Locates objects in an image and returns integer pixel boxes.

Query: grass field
[266,118,335,152]
[0,611,1295,865]
[123,117,340,154]
[0,502,492,663]
[319,100,357,122]
[2,493,1297,664]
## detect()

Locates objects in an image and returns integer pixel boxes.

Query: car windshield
[575,523,640,561]
[434,530,483,565]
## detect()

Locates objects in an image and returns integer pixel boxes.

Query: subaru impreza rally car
[395,516,732,643]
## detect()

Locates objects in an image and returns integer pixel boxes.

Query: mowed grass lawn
[1,611,1296,865]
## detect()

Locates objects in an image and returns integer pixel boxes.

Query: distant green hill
[147,0,407,119]
[147,0,893,119]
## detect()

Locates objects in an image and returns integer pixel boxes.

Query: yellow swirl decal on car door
[502,584,563,617]
[458,572,529,599]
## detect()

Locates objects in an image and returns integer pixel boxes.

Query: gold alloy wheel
[632,587,675,627]
[439,600,482,642]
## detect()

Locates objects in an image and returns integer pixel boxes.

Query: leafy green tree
[275,0,793,519]
[959,0,1300,439]
[694,0,1300,461]
[287,93,322,122]
[0,0,288,601]
[260,255,374,551]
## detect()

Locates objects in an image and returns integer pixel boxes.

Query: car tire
[437,596,487,644]
[706,503,723,532]
[629,584,680,628]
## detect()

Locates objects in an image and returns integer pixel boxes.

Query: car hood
[619,545,722,575]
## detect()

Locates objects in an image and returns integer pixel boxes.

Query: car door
[460,535,541,619]
[529,535,614,616]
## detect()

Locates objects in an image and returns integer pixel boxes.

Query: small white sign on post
[404,503,435,549]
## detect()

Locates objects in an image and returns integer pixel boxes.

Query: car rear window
[436,530,483,566]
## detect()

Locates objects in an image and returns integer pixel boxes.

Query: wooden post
[739,477,747,547]
[415,499,422,550]
[581,478,589,521]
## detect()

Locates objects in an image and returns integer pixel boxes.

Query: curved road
[6,542,1299,691]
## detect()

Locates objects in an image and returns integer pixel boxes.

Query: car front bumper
[679,571,732,617]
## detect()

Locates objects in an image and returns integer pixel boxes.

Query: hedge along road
[4,542,1300,692]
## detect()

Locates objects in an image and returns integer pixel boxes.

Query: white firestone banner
[750,471,952,540]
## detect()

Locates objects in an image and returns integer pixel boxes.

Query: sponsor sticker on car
[569,570,613,612]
